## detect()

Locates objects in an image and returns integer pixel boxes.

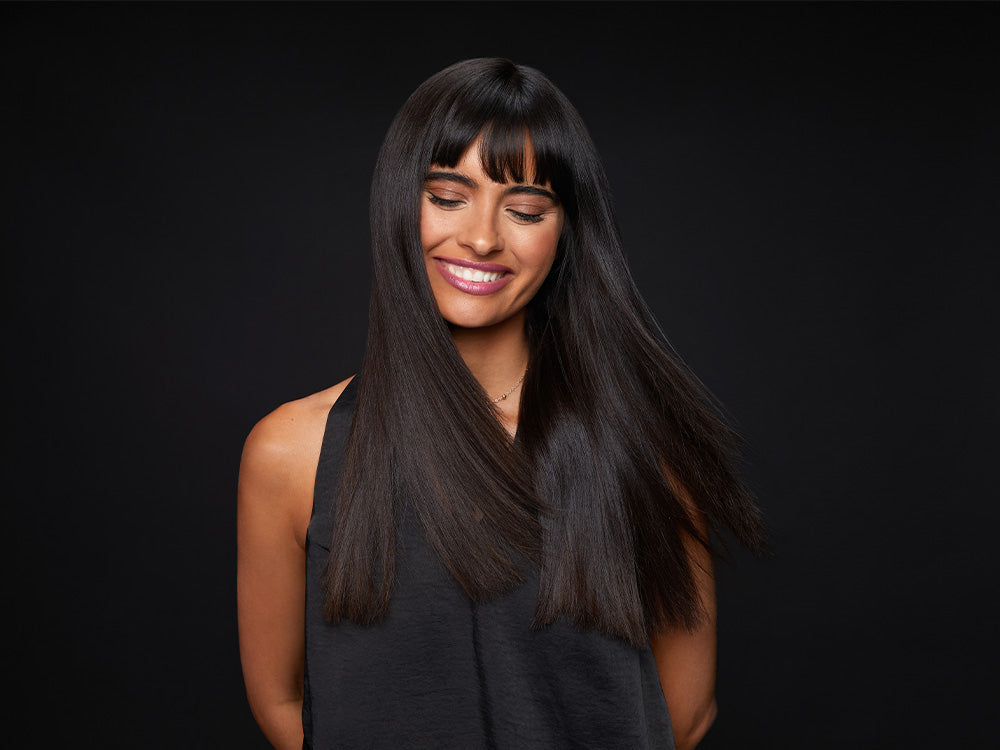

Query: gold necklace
[492,370,526,403]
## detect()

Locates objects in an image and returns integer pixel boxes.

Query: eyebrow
[424,170,560,204]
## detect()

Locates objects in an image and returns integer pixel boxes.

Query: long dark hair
[322,58,766,647]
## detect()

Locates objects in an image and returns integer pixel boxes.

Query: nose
[457,204,504,256]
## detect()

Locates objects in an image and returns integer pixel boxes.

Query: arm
[649,482,718,750]
[237,385,345,750]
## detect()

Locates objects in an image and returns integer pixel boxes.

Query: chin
[443,313,505,330]
[439,304,516,331]
[432,296,497,328]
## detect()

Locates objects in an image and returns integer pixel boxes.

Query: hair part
[322,58,766,646]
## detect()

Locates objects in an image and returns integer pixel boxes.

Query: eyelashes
[425,192,545,224]
[427,193,461,208]
[509,210,545,224]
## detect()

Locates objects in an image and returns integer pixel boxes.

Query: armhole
[306,375,360,549]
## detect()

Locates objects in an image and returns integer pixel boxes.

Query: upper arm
[649,474,718,749]
[237,406,314,718]
[236,378,353,721]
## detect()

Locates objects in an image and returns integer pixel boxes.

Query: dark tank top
[303,376,675,749]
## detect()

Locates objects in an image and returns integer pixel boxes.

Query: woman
[238,58,765,750]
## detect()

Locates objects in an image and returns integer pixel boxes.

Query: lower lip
[434,259,514,296]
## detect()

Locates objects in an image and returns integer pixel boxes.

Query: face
[420,138,564,331]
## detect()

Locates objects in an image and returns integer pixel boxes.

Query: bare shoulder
[238,375,355,547]
[242,376,355,469]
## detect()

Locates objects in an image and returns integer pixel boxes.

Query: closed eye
[427,193,462,208]
[508,209,545,224]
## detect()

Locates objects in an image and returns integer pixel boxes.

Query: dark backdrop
[5,2,997,747]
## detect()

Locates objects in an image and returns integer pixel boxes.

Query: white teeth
[445,262,503,283]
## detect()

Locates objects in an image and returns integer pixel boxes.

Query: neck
[449,311,529,433]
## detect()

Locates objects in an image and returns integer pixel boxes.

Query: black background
[4,2,998,747]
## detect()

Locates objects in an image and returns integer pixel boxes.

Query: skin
[237,380,347,750]
[420,137,563,430]
[237,138,717,749]
[651,475,719,750]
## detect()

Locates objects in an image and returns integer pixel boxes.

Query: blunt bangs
[424,62,576,204]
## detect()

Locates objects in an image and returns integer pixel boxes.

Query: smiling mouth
[440,260,507,283]
[433,258,514,296]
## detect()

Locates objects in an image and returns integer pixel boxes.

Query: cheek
[419,206,439,253]
[420,206,455,254]
[521,224,561,273]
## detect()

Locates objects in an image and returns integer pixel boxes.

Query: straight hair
[322,58,766,647]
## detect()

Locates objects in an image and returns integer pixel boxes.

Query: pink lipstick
[433,257,514,296]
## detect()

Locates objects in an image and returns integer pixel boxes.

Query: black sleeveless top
[303,376,675,749]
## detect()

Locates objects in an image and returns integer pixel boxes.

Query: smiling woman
[421,141,563,333]
[237,58,766,750]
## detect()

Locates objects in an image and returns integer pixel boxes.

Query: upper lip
[434,256,512,273]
